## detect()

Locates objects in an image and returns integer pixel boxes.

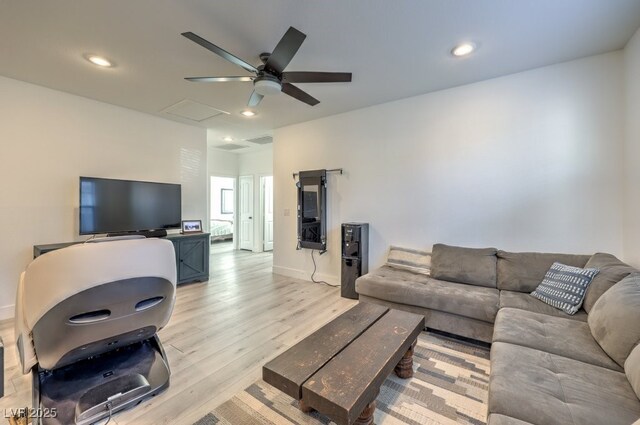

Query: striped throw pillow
[386,246,431,275]
[531,262,599,315]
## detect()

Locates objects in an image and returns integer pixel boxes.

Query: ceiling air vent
[162,99,229,122]
[246,136,273,145]
[216,143,246,151]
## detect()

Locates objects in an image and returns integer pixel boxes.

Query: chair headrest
[21,238,177,329]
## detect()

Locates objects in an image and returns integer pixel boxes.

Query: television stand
[33,233,210,285]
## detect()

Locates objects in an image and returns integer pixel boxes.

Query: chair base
[33,336,170,425]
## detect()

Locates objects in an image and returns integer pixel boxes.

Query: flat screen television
[79,177,182,235]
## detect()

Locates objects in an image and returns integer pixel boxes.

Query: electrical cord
[98,402,113,425]
[311,249,339,287]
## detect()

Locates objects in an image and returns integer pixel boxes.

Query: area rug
[194,332,490,425]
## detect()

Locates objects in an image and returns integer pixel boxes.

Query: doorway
[210,176,235,250]
[261,176,274,251]
[238,174,274,252]
[238,175,254,251]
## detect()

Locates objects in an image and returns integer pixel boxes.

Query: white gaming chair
[15,237,177,425]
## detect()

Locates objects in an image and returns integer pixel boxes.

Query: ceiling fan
[181,26,352,107]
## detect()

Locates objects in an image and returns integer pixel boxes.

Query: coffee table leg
[354,399,376,425]
[395,340,417,379]
[299,399,314,413]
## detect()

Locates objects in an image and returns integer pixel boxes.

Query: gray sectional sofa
[355,244,640,425]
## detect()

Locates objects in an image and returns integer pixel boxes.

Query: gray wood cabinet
[167,233,210,284]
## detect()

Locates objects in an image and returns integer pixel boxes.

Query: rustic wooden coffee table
[263,302,424,425]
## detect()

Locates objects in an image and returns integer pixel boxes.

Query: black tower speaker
[341,223,369,299]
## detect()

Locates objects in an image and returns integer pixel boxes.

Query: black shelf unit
[341,223,369,299]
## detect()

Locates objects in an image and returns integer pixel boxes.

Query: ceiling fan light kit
[182,26,352,107]
[254,76,282,96]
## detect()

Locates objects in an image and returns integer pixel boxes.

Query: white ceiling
[1,0,639,150]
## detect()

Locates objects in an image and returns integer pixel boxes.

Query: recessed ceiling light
[85,54,113,67]
[240,110,256,117]
[223,136,233,142]
[451,43,476,57]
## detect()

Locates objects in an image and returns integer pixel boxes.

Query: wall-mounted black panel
[297,170,327,251]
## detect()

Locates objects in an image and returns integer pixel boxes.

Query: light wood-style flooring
[0,242,357,424]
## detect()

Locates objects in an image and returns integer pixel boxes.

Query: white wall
[207,146,239,178]
[238,146,273,177]
[624,28,640,268]
[273,52,626,284]
[0,75,207,318]
[238,146,274,252]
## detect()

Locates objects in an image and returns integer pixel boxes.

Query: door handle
[249,216,253,219]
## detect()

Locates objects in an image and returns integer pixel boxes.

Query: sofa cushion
[583,253,636,313]
[386,245,431,275]
[625,343,640,401]
[356,266,499,323]
[499,290,588,322]
[589,273,640,367]
[489,342,640,425]
[431,244,497,288]
[358,295,495,343]
[496,250,590,292]
[358,265,431,286]
[493,308,621,371]
[530,262,599,315]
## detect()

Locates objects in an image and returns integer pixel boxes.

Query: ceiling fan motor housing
[253,74,282,96]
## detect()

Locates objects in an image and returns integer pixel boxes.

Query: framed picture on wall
[181,220,203,234]
[221,188,234,214]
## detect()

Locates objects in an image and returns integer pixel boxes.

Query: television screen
[79,177,182,235]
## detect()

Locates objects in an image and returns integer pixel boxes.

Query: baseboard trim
[0,304,14,321]
[272,265,339,286]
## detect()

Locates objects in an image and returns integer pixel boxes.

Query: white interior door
[239,176,254,251]
[263,176,274,251]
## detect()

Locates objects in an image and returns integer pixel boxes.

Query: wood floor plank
[0,242,357,425]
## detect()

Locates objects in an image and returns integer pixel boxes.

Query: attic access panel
[297,170,327,251]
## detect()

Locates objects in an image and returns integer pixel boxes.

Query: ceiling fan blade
[282,72,352,83]
[185,76,254,82]
[265,27,306,74]
[181,32,258,74]
[248,90,264,107]
[281,83,319,106]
